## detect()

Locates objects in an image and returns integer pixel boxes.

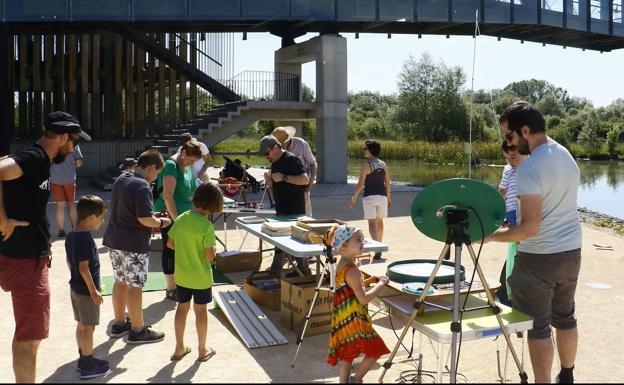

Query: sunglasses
[264,145,274,156]
[69,134,80,146]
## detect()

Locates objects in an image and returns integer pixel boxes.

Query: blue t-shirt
[66,231,100,296]
[516,138,582,254]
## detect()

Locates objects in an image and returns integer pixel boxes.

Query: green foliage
[606,126,621,157]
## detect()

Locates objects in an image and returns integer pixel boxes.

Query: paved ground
[1,178,623,383]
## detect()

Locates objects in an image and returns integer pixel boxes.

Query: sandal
[165,288,177,301]
[197,347,216,362]
[170,346,192,361]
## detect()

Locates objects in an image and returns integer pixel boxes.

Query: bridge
[2,0,623,183]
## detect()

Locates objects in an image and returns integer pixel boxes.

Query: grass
[594,219,624,236]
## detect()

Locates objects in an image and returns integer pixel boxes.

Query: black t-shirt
[66,231,100,296]
[270,151,306,215]
[103,172,154,253]
[0,143,51,259]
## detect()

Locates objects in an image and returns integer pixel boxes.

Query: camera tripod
[291,235,336,367]
[378,208,528,384]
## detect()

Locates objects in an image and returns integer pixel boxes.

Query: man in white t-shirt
[176,133,211,180]
[486,101,581,384]
[272,126,317,216]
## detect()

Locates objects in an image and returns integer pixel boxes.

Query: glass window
[134,0,187,20]
[542,0,563,27]
[72,0,130,20]
[453,0,481,23]
[567,0,588,31]
[190,0,241,20]
[418,0,449,21]
[590,0,609,34]
[243,0,288,20]
[484,0,511,23]
[513,0,538,24]
[337,0,376,21]
[614,0,624,36]
[380,0,414,21]
[6,0,68,21]
[292,0,335,20]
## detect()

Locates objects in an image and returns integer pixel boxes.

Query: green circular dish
[411,178,505,243]
[387,259,465,284]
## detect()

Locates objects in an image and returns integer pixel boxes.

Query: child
[65,195,109,379]
[327,225,391,383]
[166,182,224,362]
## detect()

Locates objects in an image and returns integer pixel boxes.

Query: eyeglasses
[504,130,515,142]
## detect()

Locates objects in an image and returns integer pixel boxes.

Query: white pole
[468,9,479,179]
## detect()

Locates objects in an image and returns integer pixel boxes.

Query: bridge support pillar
[275,34,348,183]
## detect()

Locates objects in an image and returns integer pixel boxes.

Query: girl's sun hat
[328,224,360,252]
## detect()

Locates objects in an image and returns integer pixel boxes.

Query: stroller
[219,156,261,199]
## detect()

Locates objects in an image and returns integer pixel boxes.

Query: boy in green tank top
[166,182,224,362]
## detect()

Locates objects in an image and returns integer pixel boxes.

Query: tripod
[378,208,528,384]
[291,238,336,367]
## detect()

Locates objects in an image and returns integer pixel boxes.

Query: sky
[232,32,624,107]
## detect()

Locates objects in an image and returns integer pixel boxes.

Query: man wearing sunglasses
[259,135,310,275]
[485,102,581,384]
[0,111,91,383]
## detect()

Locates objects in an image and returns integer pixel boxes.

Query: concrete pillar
[0,24,10,156]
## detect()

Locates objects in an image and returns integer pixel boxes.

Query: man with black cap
[0,111,90,383]
[259,135,310,275]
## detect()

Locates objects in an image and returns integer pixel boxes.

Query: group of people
[0,101,582,384]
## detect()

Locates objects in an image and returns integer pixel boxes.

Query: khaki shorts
[362,195,388,220]
[508,248,581,339]
[70,289,100,326]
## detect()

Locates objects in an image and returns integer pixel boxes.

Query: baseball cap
[178,132,193,145]
[259,135,281,155]
[44,111,92,141]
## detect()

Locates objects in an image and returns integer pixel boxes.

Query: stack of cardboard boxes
[281,276,333,337]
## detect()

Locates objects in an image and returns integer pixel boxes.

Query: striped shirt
[499,164,518,213]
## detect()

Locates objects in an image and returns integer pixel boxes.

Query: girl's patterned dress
[327,262,390,366]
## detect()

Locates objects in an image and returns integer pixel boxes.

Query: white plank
[234,290,288,345]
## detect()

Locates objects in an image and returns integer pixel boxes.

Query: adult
[496,141,528,306]
[155,139,203,300]
[176,133,211,182]
[271,126,317,216]
[259,135,310,275]
[103,149,170,344]
[0,111,90,383]
[349,140,392,261]
[50,144,83,237]
[485,101,581,384]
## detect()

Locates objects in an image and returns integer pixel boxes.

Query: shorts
[51,183,76,203]
[109,248,150,288]
[508,248,581,339]
[362,195,388,220]
[0,254,50,341]
[176,285,213,305]
[70,289,100,325]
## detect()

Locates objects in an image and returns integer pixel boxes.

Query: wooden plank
[43,35,53,117]
[147,37,155,138]
[102,33,113,138]
[125,40,133,138]
[190,33,197,119]
[179,33,187,125]
[33,35,42,134]
[157,33,166,135]
[92,34,100,138]
[114,35,123,138]
[18,35,27,135]
[135,45,145,137]
[55,34,65,111]
[168,33,176,132]
[68,34,77,115]
[80,34,89,131]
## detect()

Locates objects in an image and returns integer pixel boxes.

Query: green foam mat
[100,268,233,296]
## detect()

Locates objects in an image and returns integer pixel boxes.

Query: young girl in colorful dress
[327,225,391,383]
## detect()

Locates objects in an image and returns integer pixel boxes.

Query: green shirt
[168,211,215,289]
[154,159,196,214]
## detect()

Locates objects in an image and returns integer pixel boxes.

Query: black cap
[44,111,92,141]
[178,133,193,146]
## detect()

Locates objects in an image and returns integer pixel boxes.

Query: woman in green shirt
[155,139,204,300]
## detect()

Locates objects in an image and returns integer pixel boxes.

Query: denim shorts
[508,248,581,339]
[176,285,213,305]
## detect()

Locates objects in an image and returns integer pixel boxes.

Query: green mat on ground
[100,268,234,296]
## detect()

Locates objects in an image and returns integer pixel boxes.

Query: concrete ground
[1,177,623,383]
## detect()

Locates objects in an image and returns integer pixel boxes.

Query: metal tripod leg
[465,243,528,383]
[291,259,331,367]
[378,243,451,383]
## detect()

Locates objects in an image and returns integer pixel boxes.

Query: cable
[388,310,415,358]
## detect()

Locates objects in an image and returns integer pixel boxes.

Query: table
[382,294,533,383]
[211,205,276,250]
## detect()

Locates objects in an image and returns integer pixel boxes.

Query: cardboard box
[215,250,262,273]
[243,272,281,311]
[281,276,333,336]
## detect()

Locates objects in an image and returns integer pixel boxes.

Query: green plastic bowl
[387,259,465,284]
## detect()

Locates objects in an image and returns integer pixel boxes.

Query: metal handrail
[221,71,301,102]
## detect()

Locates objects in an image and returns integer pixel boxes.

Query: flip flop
[197,348,216,362]
[170,346,192,361]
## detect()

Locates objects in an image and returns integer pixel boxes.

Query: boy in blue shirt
[65,195,109,379]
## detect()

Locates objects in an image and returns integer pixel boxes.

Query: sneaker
[127,326,165,345]
[110,318,131,338]
[80,358,110,380]
[556,374,574,384]
[58,230,66,238]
